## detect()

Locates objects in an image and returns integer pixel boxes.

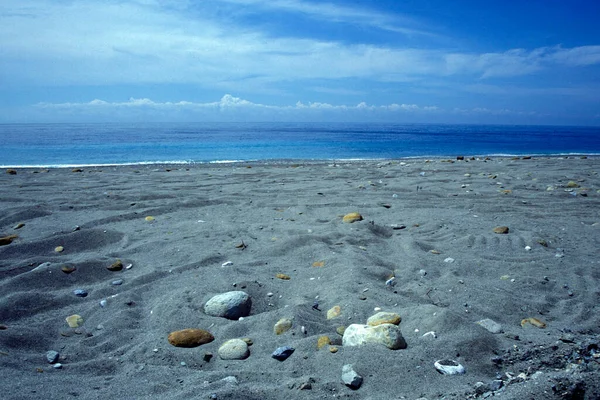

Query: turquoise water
[0,122,599,167]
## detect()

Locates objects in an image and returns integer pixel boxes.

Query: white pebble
[53,363,63,369]
[525,246,531,251]
[221,261,233,267]
[444,257,455,263]
[374,307,382,311]
[100,299,107,308]
[125,263,133,270]
[266,292,274,297]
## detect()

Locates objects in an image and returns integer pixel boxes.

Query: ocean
[1,122,599,167]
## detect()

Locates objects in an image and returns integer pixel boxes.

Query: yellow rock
[54,246,64,253]
[317,335,331,350]
[430,249,441,254]
[107,259,123,271]
[336,326,346,336]
[521,317,546,329]
[0,234,18,246]
[168,328,214,348]
[61,265,76,274]
[329,346,339,353]
[367,311,402,327]
[274,318,293,335]
[327,305,341,319]
[145,216,155,222]
[312,261,325,267]
[276,273,291,280]
[343,212,363,223]
[567,181,580,188]
[493,226,509,234]
[66,314,83,328]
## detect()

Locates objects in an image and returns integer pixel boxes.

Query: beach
[1,156,599,399]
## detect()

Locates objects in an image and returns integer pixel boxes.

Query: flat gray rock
[342,364,363,389]
[476,318,503,334]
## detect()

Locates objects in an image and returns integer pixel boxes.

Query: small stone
[145,216,155,222]
[107,259,123,271]
[342,364,363,389]
[434,359,465,375]
[342,323,407,350]
[99,299,107,308]
[204,291,251,320]
[430,249,441,254]
[241,338,253,346]
[317,336,331,349]
[336,326,346,336]
[537,239,548,247]
[218,339,250,360]
[274,318,293,335]
[168,329,214,348]
[525,246,531,251]
[203,352,213,362]
[326,305,341,320]
[329,346,338,353]
[476,318,503,334]
[111,279,123,286]
[0,234,18,246]
[46,350,59,364]
[6,169,17,175]
[367,311,402,326]
[221,261,233,267]
[65,314,83,328]
[343,212,363,223]
[272,346,295,361]
[444,257,455,263]
[61,265,76,274]
[73,289,88,298]
[566,181,580,188]
[493,226,509,234]
[358,294,367,300]
[71,168,83,173]
[299,381,312,390]
[55,246,64,253]
[53,363,63,369]
[14,223,25,230]
[276,273,291,280]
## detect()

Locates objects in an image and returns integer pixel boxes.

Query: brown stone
[6,169,17,175]
[367,311,402,326]
[276,273,290,280]
[0,234,18,246]
[493,226,509,234]
[107,259,123,271]
[61,265,77,274]
[168,329,214,348]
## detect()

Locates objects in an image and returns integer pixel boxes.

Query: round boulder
[218,339,250,360]
[204,291,251,320]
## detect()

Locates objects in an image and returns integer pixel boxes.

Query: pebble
[273,318,293,335]
[419,269,427,277]
[53,363,63,369]
[221,261,233,267]
[55,246,64,253]
[61,265,76,274]
[272,346,295,361]
[342,212,363,223]
[46,350,59,364]
[476,318,503,334]
[336,326,346,336]
[100,299,107,308]
[168,329,214,348]
[65,314,84,328]
[367,311,402,326]
[73,289,88,298]
[218,339,250,360]
[444,257,455,263]
[342,323,407,350]
[434,359,466,375]
[204,291,251,320]
[493,226,509,234]
[325,305,341,319]
[276,273,291,280]
[342,364,363,389]
[111,279,123,286]
[317,336,331,349]
[14,223,25,229]
[385,277,396,286]
[107,259,123,271]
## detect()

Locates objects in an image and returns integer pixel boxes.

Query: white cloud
[1,0,599,91]
[36,94,439,114]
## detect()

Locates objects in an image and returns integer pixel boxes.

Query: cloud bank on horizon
[1,0,599,124]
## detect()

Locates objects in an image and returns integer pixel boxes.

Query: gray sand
[1,157,599,399]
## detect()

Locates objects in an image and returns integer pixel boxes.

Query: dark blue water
[0,122,599,167]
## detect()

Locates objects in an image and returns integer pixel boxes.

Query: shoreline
[2,153,599,170]
[1,157,599,399]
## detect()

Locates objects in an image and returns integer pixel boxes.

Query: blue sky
[1,0,599,125]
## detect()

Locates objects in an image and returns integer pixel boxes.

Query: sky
[1,0,599,125]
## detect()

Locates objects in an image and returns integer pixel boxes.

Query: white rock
[434,359,465,375]
[444,257,455,263]
[342,364,363,389]
[342,323,407,350]
[218,339,250,360]
[476,318,503,334]
[204,291,251,320]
